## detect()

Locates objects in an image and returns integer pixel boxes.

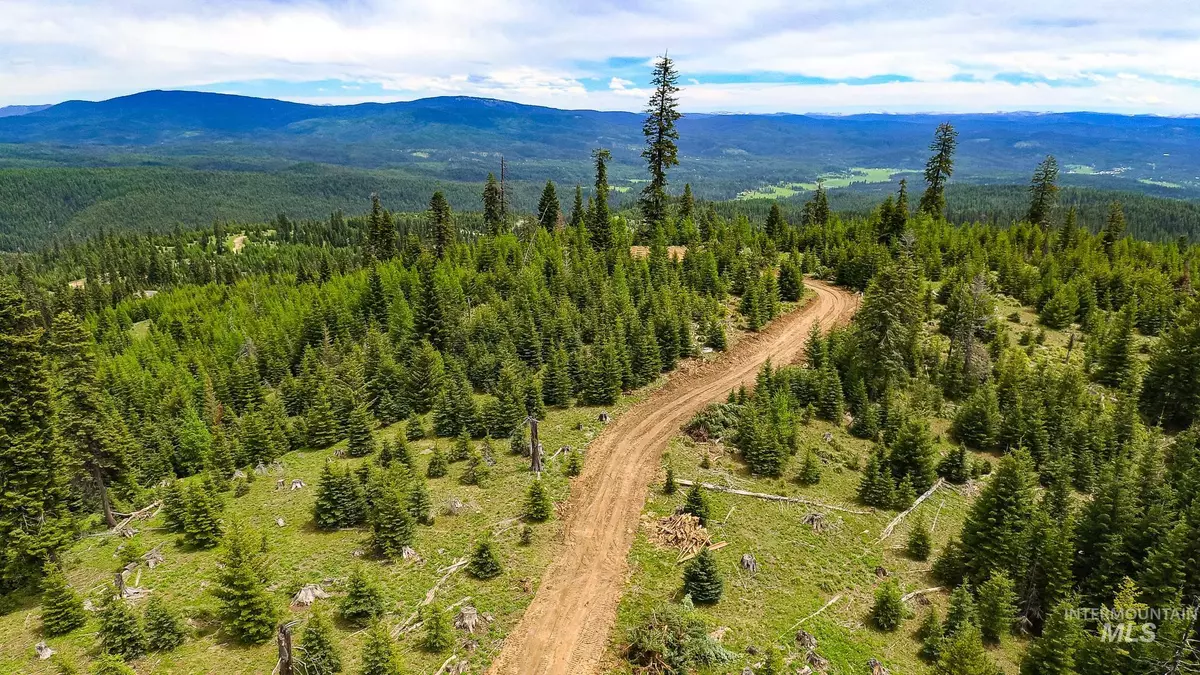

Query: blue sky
[3,0,1200,114]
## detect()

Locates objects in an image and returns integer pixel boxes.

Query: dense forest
[2,56,1200,675]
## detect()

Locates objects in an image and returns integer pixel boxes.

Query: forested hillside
[2,56,1200,675]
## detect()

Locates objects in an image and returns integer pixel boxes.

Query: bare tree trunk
[277,622,295,675]
[528,416,542,473]
[93,464,117,528]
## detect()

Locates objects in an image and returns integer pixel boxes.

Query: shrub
[625,604,735,673]
[871,580,906,631]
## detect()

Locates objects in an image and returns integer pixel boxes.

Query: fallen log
[901,587,944,603]
[876,478,944,543]
[676,480,869,515]
[779,593,843,640]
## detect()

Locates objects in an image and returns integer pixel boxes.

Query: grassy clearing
[736,168,915,200]
[1138,178,1183,189]
[608,419,1027,674]
[0,399,641,674]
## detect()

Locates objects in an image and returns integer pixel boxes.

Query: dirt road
[488,279,858,675]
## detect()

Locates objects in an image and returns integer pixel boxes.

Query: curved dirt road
[488,279,858,675]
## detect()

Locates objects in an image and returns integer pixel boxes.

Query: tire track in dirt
[488,279,858,675]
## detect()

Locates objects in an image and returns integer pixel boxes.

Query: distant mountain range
[2,90,1200,200]
[0,104,50,118]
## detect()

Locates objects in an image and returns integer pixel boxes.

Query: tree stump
[740,553,758,575]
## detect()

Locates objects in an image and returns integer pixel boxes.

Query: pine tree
[778,257,804,301]
[1101,201,1126,258]
[977,571,1017,644]
[1026,155,1059,227]
[306,385,340,448]
[682,548,723,603]
[345,404,377,458]
[0,281,71,593]
[683,483,711,525]
[39,563,87,636]
[429,191,454,259]
[89,654,136,675]
[935,623,995,675]
[525,478,553,521]
[406,340,445,414]
[1021,599,1081,675]
[663,465,677,494]
[143,597,185,651]
[639,54,682,226]
[366,194,396,260]
[212,521,279,644]
[426,444,448,478]
[797,448,822,485]
[943,583,978,637]
[565,449,583,477]
[959,449,1037,585]
[889,418,937,492]
[98,590,147,659]
[906,512,932,561]
[182,483,224,549]
[919,609,945,662]
[314,463,367,529]
[950,384,1000,451]
[937,444,970,484]
[482,173,504,236]
[569,185,585,229]
[589,149,613,251]
[340,566,386,628]
[371,482,415,559]
[433,368,478,437]
[359,621,402,675]
[407,477,434,525]
[469,539,503,580]
[420,603,454,652]
[536,180,560,229]
[872,580,906,631]
[919,122,958,218]
[406,416,426,441]
[296,610,341,675]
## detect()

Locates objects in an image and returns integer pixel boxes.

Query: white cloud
[1,0,1200,113]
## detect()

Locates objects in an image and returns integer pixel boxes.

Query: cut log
[676,480,869,514]
[393,559,469,637]
[779,594,843,640]
[901,587,944,603]
[291,584,330,607]
[876,478,944,543]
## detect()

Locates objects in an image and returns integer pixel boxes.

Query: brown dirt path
[487,279,859,675]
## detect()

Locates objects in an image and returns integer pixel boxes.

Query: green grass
[1138,178,1183,189]
[0,398,652,674]
[608,421,1027,674]
[736,168,915,200]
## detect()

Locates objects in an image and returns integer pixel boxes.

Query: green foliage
[426,445,448,478]
[212,521,279,644]
[524,478,553,522]
[871,580,906,631]
[663,465,676,494]
[407,477,434,526]
[314,463,367,530]
[797,448,822,485]
[345,404,377,458]
[682,483,710,525]
[959,449,1036,585]
[682,548,723,604]
[935,622,995,675]
[143,596,186,651]
[918,609,945,662]
[298,608,342,675]
[624,603,735,672]
[370,482,415,559]
[179,484,225,550]
[1021,600,1082,675]
[98,590,147,660]
[340,566,386,628]
[977,571,1017,644]
[420,603,453,653]
[88,654,136,675]
[564,449,583,477]
[39,563,87,636]
[468,539,503,580]
[359,621,402,675]
[906,512,932,561]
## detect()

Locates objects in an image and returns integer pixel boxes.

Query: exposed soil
[487,279,859,675]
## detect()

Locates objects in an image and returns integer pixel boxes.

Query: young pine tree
[906,512,933,561]
[977,571,1017,644]
[345,404,377,458]
[143,597,186,651]
[524,478,553,522]
[420,603,454,653]
[40,563,87,637]
[872,580,906,631]
[340,566,386,628]
[663,465,677,494]
[407,477,434,526]
[181,483,224,549]
[935,622,995,675]
[564,449,583,477]
[359,620,402,675]
[212,522,279,644]
[918,608,945,662]
[88,654,136,675]
[426,444,448,478]
[98,590,147,660]
[797,448,822,485]
[298,607,342,675]
[468,539,503,580]
[683,483,711,525]
[371,484,415,559]
[682,548,723,604]
[1021,599,1082,675]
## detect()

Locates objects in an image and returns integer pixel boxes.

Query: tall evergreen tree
[0,282,71,593]
[429,191,454,259]
[919,122,958,218]
[483,173,504,235]
[639,54,682,226]
[366,194,396,260]
[1026,155,1060,228]
[589,149,613,251]
[536,180,560,229]
[569,185,585,229]
[957,449,1037,585]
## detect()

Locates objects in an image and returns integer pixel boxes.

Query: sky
[3,0,1200,114]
